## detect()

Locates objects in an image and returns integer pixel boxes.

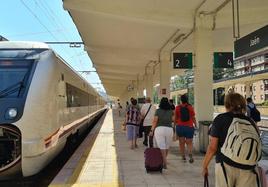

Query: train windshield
[0,49,46,59]
[0,49,47,98]
[0,60,34,98]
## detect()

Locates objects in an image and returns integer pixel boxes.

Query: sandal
[189,154,194,163]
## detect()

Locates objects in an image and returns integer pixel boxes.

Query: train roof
[0,41,105,100]
[0,41,50,49]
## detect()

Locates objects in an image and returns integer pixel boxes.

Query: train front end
[0,44,43,179]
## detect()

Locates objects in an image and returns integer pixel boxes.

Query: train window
[66,83,90,107]
[0,60,33,98]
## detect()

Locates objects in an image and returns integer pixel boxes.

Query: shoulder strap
[144,104,152,119]
[247,104,255,109]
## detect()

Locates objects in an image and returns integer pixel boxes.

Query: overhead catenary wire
[34,0,86,70]
[21,0,89,78]
[20,0,73,66]
[20,0,103,92]
[8,28,75,37]
[20,0,59,41]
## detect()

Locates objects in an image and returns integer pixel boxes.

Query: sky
[1,0,105,93]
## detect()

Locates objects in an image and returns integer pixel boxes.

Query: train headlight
[6,108,18,119]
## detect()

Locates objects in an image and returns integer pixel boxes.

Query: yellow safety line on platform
[48,131,99,187]
[50,110,124,187]
[67,133,98,184]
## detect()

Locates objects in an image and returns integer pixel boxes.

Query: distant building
[234,53,268,76]
[230,52,268,104]
[231,80,268,104]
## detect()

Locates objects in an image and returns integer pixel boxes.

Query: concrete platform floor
[49,109,215,187]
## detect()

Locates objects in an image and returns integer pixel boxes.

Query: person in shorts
[174,94,196,163]
[149,97,173,169]
[125,98,141,149]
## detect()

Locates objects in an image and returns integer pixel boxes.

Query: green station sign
[173,53,193,69]
[214,52,234,68]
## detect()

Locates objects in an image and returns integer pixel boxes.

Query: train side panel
[18,51,105,176]
[0,42,106,178]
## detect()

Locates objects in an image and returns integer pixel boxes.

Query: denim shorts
[126,124,139,140]
[176,125,195,139]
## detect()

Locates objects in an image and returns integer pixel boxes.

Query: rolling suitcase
[144,136,163,173]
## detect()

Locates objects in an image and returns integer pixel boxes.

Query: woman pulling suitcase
[149,97,174,169]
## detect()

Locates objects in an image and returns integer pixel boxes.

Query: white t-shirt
[141,103,156,127]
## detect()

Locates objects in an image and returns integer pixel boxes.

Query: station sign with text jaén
[234,25,268,58]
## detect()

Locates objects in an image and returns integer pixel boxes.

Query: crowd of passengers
[121,92,262,187]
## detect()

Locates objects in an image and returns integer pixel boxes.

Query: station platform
[49,109,215,187]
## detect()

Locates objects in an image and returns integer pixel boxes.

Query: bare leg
[178,137,186,159]
[134,127,138,148]
[166,149,169,157]
[161,149,167,168]
[129,140,134,149]
[132,127,135,149]
[186,138,194,163]
[185,138,193,154]
[135,137,138,148]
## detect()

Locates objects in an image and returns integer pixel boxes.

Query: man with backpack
[246,97,261,123]
[174,94,197,163]
[202,93,261,187]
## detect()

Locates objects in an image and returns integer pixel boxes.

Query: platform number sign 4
[173,53,193,69]
[214,52,234,68]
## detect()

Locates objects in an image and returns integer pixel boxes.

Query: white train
[0,41,106,179]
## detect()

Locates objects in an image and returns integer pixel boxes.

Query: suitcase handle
[204,175,209,187]
[148,135,154,148]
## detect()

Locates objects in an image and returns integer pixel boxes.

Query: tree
[213,68,235,80]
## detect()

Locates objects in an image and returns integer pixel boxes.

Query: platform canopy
[63,0,268,97]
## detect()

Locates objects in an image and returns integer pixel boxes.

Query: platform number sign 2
[175,59,180,68]
[173,53,193,69]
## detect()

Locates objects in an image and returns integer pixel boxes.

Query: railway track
[0,111,105,187]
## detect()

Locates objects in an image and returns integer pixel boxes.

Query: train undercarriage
[0,125,21,179]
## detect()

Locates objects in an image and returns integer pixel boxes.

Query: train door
[57,73,66,125]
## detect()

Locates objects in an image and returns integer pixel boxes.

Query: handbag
[138,104,152,138]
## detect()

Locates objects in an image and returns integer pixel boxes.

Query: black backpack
[180,104,190,122]
[248,105,261,122]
